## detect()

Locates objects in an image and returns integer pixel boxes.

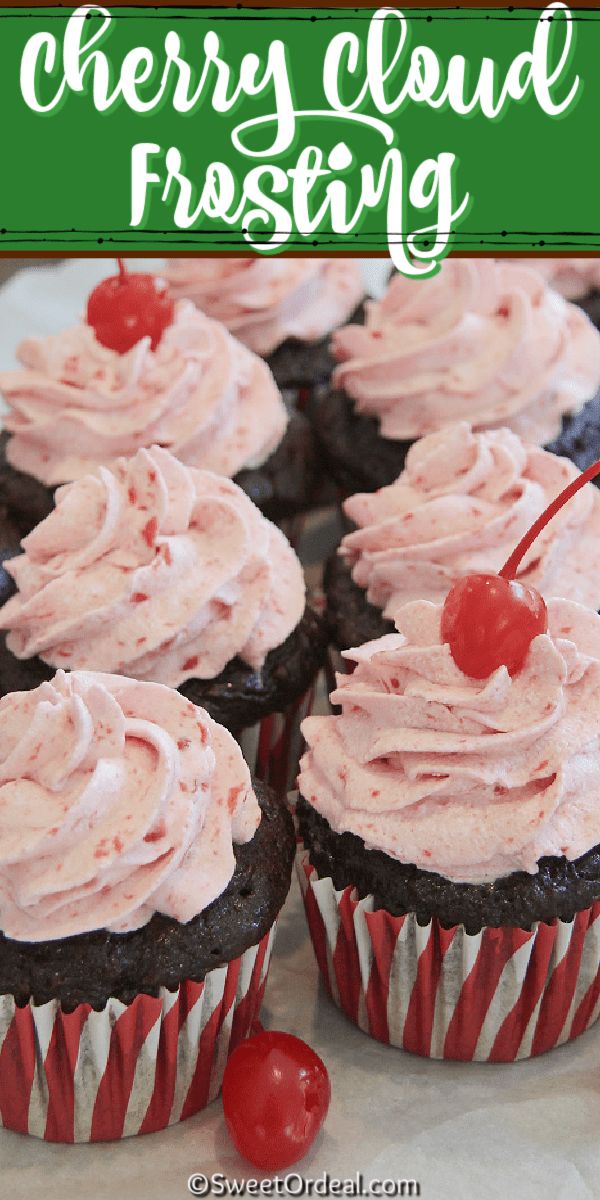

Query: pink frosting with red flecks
[331,259,600,445]
[299,598,600,884]
[0,446,305,686]
[341,422,600,619]
[0,669,260,942]
[162,258,365,356]
[507,258,600,301]
[0,300,287,486]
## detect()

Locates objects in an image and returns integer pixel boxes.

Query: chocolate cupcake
[311,259,600,497]
[0,446,327,789]
[0,267,320,535]
[326,422,600,652]
[0,669,294,1140]
[297,596,600,1061]
[162,257,366,399]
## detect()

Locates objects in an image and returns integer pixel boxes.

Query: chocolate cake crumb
[265,302,366,390]
[310,388,413,497]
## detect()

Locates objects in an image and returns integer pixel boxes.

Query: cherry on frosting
[441,454,600,679]
[86,259,174,353]
[221,1030,330,1170]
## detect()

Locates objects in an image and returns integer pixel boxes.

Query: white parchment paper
[0,260,600,1199]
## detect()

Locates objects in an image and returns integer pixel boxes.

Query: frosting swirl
[163,258,364,356]
[508,258,600,301]
[0,446,305,686]
[331,259,600,445]
[341,422,600,619]
[0,300,287,486]
[299,599,600,884]
[0,669,260,942]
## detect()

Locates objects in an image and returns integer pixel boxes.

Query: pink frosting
[331,260,600,445]
[299,599,600,884]
[341,422,600,618]
[0,669,260,942]
[163,258,365,357]
[0,446,305,686]
[0,300,287,486]
[507,258,600,300]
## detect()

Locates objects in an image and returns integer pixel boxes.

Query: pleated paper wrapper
[297,848,600,1062]
[238,685,314,796]
[323,648,340,707]
[0,925,275,1143]
[324,646,354,701]
[277,511,310,553]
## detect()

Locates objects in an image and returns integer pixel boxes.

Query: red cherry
[441,454,600,679]
[221,1031,330,1171]
[86,259,174,353]
[441,573,547,678]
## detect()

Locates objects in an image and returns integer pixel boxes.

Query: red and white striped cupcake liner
[239,685,314,796]
[277,512,310,554]
[297,849,600,1062]
[0,925,275,1142]
[324,646,346,698]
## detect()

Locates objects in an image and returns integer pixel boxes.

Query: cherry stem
[501,454,600,580]
[117,258,127,284]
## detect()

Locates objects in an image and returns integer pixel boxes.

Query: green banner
[0,4,598,271]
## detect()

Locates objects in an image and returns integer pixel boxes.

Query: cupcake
[0,668,295,1140]
[297,595,600,1061]
[0,446,327,789]
[326,422,600,653]
[162,257,366,399]
[311,259,600,496]
[508,257,600,328]
[0,265,318,537]
[507,259,600,471]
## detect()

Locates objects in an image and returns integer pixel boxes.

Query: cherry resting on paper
[86,259,174,353]
[441,455,600,678]
[222,1030,331,1170]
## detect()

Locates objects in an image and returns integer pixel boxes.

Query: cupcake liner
[0,925,276,1142]
[239,686,314,796]
[281,385,312,414]
[279,383,330,416]
[296,849,600,1062]
[324,646,356,714]
[278,511,310,553]
[325,646,346,695]
[296,385,313,413]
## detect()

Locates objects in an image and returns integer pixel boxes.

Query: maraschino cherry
[86,259,174,353]
[442,455,600,679]
[222,1030,330,1170]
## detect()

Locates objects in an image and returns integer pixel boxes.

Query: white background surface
[1,261,600,1199]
